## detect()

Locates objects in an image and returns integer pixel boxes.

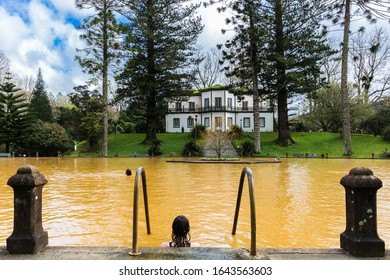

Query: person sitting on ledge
[161,215,200,247]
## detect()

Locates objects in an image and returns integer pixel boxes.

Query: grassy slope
[73,133,192,157]
[252,132,388,158]
[71,132,389,158]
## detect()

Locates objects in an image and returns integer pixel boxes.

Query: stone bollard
[6,165,48,254]
[340,167,385,257]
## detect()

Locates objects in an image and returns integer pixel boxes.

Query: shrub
[14,121,73,156]
[383,125,390,141]
[228,124,243,139]
[182,140,203,157]
[190,124,206,140]
[380,149,390,158]
[238,140,255,157]
[290,121,309,132]
[362,109,390,136]
[148,139,162,156]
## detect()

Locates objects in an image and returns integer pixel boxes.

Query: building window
[227,98,232,110]
[215,97,222,110]
[242,101,248,111]
[175,102,182,112]
[189,102,195,112]
[204,98,210,110]
[173,118,180,128]
[227,117,233,127]
[187,117,195,128]
[260,117,265,127]
[243,117,250,127]
[204,117,210,127]
[215,117,222,129]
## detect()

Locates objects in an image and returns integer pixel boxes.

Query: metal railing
[128,166,256,255]
[232,167,257,255]
[168,106,273,114]
[129,167,151,256]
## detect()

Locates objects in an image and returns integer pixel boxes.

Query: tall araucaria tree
[260,0,332,146]
[75,0,124,157]
[28,68,54,123]
[214,0,332,148]
[326,0,390,156]
[212,0,264,153]
[117,0,204,144]
[0,73,34,153]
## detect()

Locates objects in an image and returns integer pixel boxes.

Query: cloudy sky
[0,0,227,95]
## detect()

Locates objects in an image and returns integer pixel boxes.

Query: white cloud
[49,0,83,15]
[0,7,30,52]
[0,1,230,94]
[0,0,87,94]
[196,3,231,50]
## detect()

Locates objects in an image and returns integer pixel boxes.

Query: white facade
[165,89,274,133]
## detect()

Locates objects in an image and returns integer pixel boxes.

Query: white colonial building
[165,88,274,133]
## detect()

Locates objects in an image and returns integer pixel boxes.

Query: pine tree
[117,0,204,144]
[0,73,33,153]
[28,68,54,122]
[76,0,123,157]
[216,0,332,147]
[214,0,264,153]
[261,0,332,146]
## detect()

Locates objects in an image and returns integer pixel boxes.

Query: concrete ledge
[0,246,389,260]
[166,159,281,164]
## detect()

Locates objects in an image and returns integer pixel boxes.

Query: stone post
[6,165,48,254]
[340,167,385,257]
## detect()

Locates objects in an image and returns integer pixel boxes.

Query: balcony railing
[167,106,273,114]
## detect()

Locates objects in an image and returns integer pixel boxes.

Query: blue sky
[0,0,227,95]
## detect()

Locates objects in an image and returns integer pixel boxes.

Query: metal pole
[129,167,151,256]
[232,167,257,256]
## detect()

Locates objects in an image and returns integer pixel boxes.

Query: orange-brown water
[0,157,389,249]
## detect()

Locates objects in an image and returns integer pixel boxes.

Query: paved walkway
[0,246,389,260]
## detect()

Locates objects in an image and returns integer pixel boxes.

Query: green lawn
[71,132,390,159]
[246,132,389,158]
[72,133,192,157]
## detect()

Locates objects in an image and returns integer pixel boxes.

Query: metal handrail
[232,167,257,255]
[129,167,151,256]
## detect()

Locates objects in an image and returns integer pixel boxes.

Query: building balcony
[167,106,273,114]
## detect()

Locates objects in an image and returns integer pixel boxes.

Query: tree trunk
[102,0,109,157]
[275,0,294,146]
[277,86,292,146]
[341,0,352,156]
[249,0,261,153]
[145,94,158,144]
[144,0,159,144]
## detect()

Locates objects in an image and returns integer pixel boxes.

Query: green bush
[238,140,255,157]
[362,109,390,136]
[148,139,162,156]
[290,121,309,132]
[383,125,390,141]
[182,140,203,157]
[14,121,73,156]
[228,124,243,139]
[190,124,206,140]
[380,149,390,158]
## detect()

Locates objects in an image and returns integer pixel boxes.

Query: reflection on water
[0,157,389,248]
